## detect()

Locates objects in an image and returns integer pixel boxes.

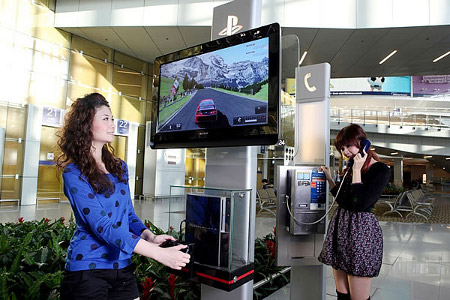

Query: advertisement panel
[330,76,411,96]
[412,75,450,97]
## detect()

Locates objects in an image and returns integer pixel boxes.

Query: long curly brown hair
[334,123,379,175]
[56,93,126,195]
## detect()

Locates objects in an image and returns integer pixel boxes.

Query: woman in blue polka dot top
[57,93,190,299]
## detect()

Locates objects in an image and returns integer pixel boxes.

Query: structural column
[426,163,433,186]
[393,157,403,187]
[21,104,43,205]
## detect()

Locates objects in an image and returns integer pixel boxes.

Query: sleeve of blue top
[127,198,148,236]
[63,171,141,254]
[120,161,148,236]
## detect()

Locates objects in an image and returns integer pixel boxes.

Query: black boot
[336,290,350,300]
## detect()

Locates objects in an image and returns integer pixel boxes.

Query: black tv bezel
[150,23,281,149]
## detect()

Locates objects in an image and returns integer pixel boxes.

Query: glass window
[113,65,147,99]
[0,0,18,29]
[69,52,111,90]
[2,140,23,183]
[66,81,102,107]
[135,126,145,196]
[114,51,148,73]
[72,35,112,61]
[29,74,67,108]
[37,126,61,202]
[184,148,205,187]
[0,177,21,200]
[145,100,153,122]
[110,135,127,161]
[5,106,26,140]
[110,94,146,125]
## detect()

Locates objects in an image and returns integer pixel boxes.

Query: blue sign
[42,106,62,127]
[115,119,130,136]
[310,170,326,210]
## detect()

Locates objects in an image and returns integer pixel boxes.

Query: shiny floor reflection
[268,221,450,300]
[1,200,449,300]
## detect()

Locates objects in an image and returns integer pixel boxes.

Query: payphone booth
[275,63,331,300]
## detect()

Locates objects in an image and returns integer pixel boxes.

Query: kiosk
[150,2,281,298]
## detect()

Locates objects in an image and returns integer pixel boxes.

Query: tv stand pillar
[202,146,257,300]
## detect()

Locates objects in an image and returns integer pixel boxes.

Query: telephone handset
[347,139,371,168]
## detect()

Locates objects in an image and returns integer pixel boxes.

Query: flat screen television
[150,23,281,149]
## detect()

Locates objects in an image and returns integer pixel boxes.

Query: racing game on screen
[157,37,269,133]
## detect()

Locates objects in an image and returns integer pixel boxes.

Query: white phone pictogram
[304,73,316,92]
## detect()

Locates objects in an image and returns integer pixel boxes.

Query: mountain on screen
[160,53,268,89]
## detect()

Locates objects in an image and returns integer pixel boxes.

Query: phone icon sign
[304,73,317,92]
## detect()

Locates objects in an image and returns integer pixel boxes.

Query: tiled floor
[1,197,450,300]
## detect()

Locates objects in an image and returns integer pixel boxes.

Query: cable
[285,169,349,226]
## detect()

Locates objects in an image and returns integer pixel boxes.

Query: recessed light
[379,50,398,64]
[424,155,432,158]
[391,152,398,155]
[298,51,308,66]
[433,50,450,63]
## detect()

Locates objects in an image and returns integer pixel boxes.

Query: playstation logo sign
[218,15,243,36]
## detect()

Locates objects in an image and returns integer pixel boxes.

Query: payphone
[285,166,326,235]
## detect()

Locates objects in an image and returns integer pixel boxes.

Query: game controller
[159,239,195,277]
[159,239,191,254]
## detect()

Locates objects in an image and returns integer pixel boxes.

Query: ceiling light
[446,157,450,160]
[379,50,398,64]
[433,50,450,63]
[299,51,307,66]
[424,155,432,158]
[391,152,398,155]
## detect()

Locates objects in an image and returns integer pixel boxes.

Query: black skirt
[318,207,383,277]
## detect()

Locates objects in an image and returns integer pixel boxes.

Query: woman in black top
[318,124,390,300]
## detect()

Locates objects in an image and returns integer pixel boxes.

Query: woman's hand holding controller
[156,245,191,270]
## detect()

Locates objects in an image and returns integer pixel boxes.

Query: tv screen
[150,23,280,149]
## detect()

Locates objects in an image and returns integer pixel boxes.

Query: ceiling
[59,25,450,77]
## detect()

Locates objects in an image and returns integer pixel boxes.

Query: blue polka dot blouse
[63,162,147,271]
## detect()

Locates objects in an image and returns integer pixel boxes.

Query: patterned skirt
[318,207,383,277]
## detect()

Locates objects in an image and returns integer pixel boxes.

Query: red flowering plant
[141,277,155,300]
[168,274,177,300]
[253,225,289,299]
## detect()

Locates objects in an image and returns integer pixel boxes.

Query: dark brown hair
[56,93,126,195]
[334,123,379,174]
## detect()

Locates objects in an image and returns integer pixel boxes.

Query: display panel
[151,23,281,149]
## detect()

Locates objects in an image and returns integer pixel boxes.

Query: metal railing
[331,108,450,131]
